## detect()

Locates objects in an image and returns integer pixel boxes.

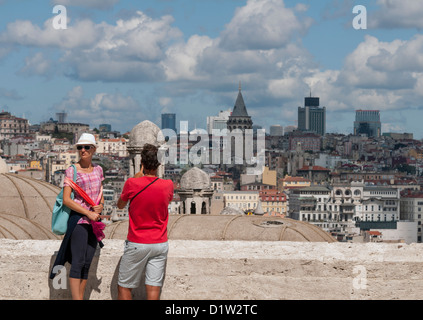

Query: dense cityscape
[1,86,423,244]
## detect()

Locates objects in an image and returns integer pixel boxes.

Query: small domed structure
[178,167,214,214]
[180,167,211,191]
[127,120,165,178]
[128,120,164,149]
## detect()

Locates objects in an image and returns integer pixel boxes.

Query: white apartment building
[401,191,423,242]
[289,183,401,238]
[222,191,259,213]
[289,186,332,222]
[355,187,400,223]
[97,138,128,157]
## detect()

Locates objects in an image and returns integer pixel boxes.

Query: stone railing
[1,239,423,300]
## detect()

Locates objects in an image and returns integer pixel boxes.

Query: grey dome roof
[180,167,211,190]
[0,173,60,239]
[128,120,165,149]
[104,215,336,243]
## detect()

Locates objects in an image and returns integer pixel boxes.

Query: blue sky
[0,0,423,138]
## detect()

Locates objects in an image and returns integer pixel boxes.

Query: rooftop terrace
[1,239,423,300]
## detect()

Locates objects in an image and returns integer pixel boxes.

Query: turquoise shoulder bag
[51,164,77,235]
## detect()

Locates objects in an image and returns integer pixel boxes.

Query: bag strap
[71,164,77,182]
[95,185,103,205]
[129,178,159,207]
[67,164,77,198]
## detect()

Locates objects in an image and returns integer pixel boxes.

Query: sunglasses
[77,145,93,151]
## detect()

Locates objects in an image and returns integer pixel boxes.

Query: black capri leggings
[69,224,97,280]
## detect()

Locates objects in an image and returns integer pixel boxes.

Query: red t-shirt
[120,176,174,244]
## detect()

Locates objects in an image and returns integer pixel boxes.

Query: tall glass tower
[353,110,381,137]
[298,96,326,136]
[161,113,177,133]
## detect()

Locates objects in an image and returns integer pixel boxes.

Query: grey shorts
[118,240,169,288]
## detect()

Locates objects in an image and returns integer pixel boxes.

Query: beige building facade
[223,190,259,213]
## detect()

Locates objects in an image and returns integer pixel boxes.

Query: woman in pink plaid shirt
[50,133,104,300]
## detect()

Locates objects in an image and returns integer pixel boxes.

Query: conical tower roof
[231,83,249,117]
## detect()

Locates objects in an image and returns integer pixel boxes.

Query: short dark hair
[141,144,160,171]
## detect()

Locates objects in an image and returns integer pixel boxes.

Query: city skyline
[0,1,422,137]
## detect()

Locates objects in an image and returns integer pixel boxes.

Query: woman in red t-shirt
[116,143,173,300]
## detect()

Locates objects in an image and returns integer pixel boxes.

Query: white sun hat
[76,133,97,146]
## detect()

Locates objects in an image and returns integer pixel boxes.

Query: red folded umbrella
[65,177,101,206]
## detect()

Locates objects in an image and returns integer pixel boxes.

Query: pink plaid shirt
[64,164,104,224]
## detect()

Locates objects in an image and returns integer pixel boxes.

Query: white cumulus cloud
[219,0,312,51]
[370,0,423,29]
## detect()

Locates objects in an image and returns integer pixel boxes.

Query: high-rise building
[270,125,283,136]
[298,96,326,136]
[161,113,177,133]
[354,110,381,138]
[207,109,231,134]
[99,124,112,132]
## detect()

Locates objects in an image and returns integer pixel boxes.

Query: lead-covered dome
[180,167,211,191]
[104,215,336,242]
[128,120,165,149]
[0,173,60,239]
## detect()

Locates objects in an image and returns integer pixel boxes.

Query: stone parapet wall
[1,239,423,300]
